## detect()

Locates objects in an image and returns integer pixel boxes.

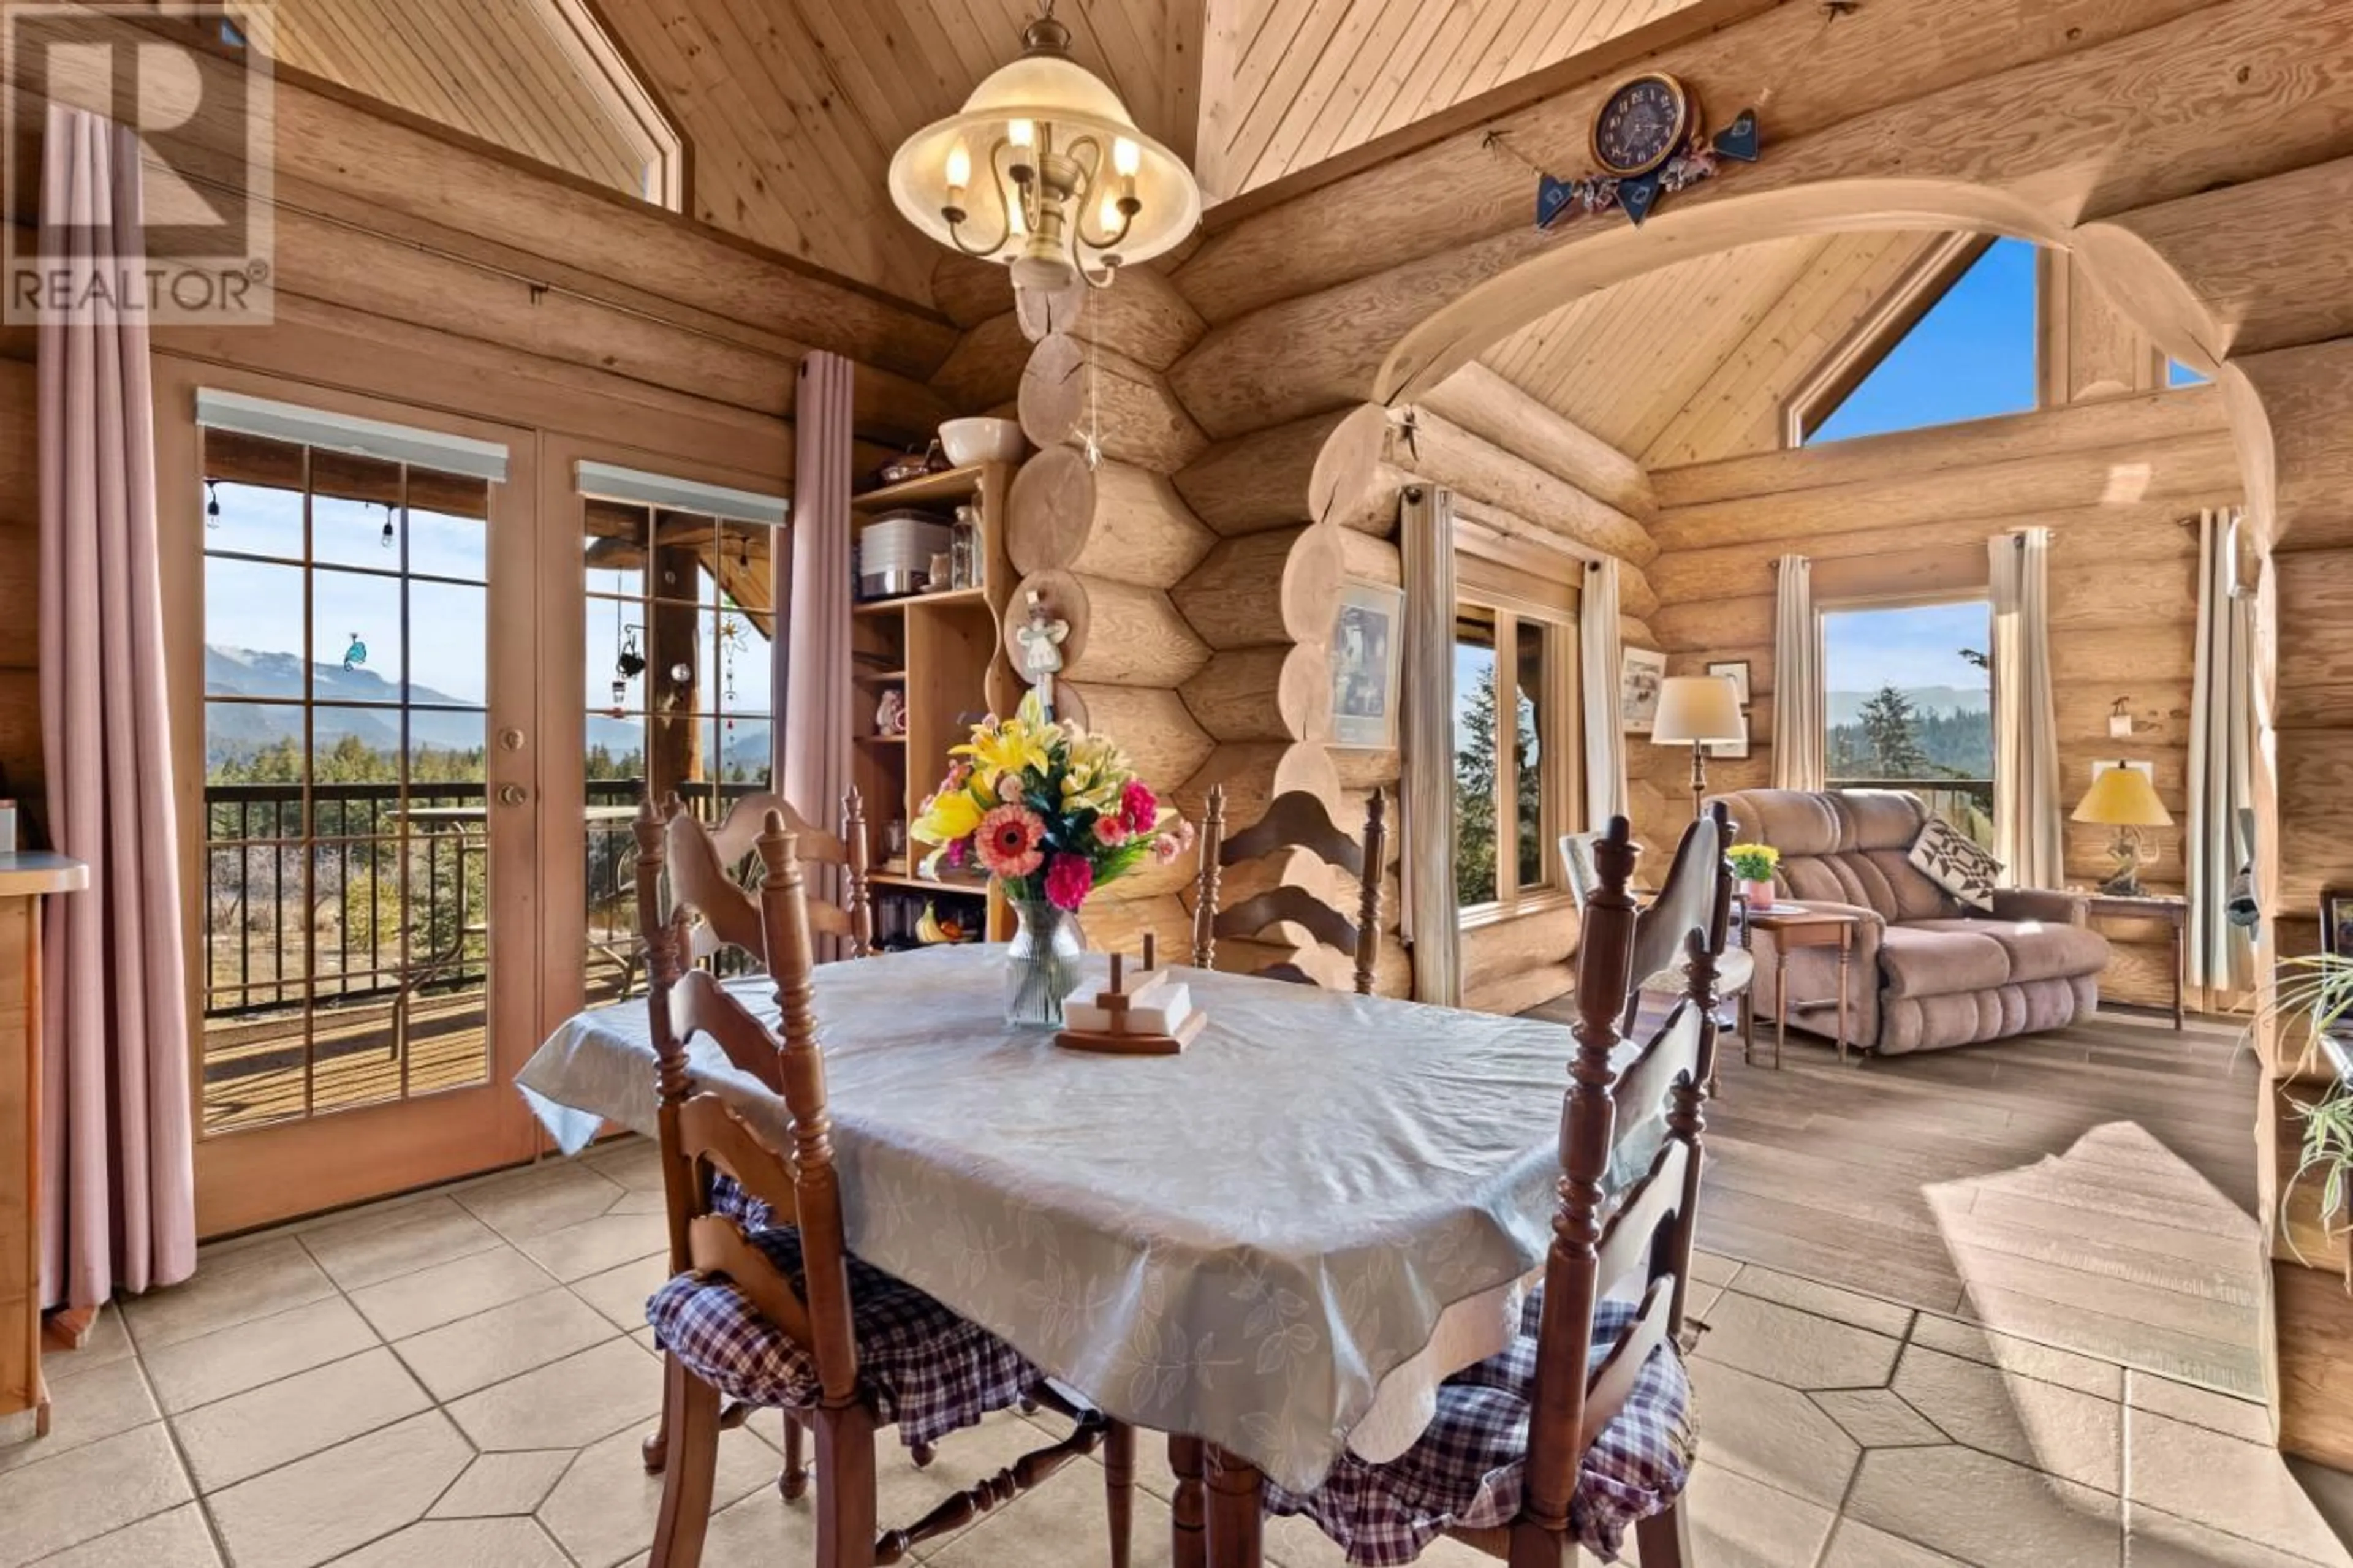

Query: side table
[1742,904,1862,1068]
[2077,891,2187,1029]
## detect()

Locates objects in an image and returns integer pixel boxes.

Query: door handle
[498,783,528,807]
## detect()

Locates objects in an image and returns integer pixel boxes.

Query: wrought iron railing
[204,777,762,1020]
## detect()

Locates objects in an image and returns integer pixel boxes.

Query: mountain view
[1826,684,1993,781]
[207,645,771,781]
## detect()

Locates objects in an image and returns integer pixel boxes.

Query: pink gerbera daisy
[976,803,1046,878]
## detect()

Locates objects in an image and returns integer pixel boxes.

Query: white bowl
[939,417,1026,467]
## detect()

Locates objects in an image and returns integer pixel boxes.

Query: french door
[159,366,546,1235]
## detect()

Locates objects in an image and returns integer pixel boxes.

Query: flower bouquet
[912,693,1194,1025]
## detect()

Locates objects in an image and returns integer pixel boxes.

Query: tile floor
[4,1139,2347,1568]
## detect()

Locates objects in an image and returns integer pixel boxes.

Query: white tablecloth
[518,944,1653,1490]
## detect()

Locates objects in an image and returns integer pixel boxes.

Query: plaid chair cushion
[647,1220,1043,1449]
[707,1172,774,1230]
[1262,1292,1696,1566]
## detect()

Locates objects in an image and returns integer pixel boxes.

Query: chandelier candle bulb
[888,2,1202,298]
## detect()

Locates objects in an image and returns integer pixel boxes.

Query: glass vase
[1005,897,1084,1028]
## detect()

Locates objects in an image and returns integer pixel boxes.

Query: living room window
[1453,568,1578,917]
[1824,597,1996,847]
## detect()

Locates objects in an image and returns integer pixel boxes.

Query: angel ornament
[1015,589,1070,716]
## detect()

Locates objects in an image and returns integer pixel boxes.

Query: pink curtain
[38,105,195,1308]
[781,352,855,931]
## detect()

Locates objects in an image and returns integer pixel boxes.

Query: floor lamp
[1652,676,1746,819]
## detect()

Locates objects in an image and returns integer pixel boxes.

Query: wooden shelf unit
[849,460,1018,946]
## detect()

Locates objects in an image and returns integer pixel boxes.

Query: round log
[1331,746,1400,792]
[1171,524,1344,651]
[1056,682,1217,798]
[1396,407,1656,566]
[1006,447,1215,586]
[1002,567,1211,688]
[1338,527,1402,588]
[1173,740,1343,838]
[1181,645,1331,743]
[984,653,1025,719]
[1078,892,1198,961]
[1173,405,1392,537]
[1014,268,1207,370]
[1020,332,1208,474]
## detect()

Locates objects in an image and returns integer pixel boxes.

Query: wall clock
[1590,72,1694,180]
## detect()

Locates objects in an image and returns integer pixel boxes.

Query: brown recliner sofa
[1710,789,2110,1055]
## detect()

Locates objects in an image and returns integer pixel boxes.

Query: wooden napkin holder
[1055,937,1205,1056]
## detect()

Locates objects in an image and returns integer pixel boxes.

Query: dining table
[517,942,1655,1566]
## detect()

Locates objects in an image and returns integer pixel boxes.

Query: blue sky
[1809,238,2039,444]
[1824,602,1989,695]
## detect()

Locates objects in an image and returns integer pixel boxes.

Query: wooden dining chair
[1190,786,1387,994]
[633,798,1134,1568]
[1563,826,1752,1040]
[659,787,876,960]
[1262,806,1733,1567]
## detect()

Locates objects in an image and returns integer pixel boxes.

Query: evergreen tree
[1857,684,1930,776]
[1455,672,1499,906]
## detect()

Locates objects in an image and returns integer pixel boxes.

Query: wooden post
[650,541,704,804]
[1191,786,1228,968]
[1518,817,1639,1539]
[1354,790,1387,997]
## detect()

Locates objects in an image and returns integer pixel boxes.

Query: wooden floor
[1528,998,2266,1396]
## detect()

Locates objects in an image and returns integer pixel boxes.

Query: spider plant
[2260,953,2353,1281]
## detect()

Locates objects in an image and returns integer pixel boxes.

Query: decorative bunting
[1523,105,1763,233]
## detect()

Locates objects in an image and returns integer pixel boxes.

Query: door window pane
[1454,609,1499,909]
[1514,623,1549,892]
[1824,599,1995,847]
[200,426,496,1133]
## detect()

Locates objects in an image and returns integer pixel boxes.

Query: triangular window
[1805,238,2040,445]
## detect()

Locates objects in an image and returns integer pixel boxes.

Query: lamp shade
[1651,676,1745,744]
[2071,765,2173,827]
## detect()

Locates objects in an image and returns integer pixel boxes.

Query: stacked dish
[859,510,953,599]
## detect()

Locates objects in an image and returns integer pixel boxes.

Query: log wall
[2,38,964,839]
[1634,386,2243,1010]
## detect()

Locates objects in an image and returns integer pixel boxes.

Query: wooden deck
[200,992,494,1131]
[1526,997,2265,1396]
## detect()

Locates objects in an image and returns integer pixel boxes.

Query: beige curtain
[38,105,195,1308]
[1580,558,1626,828]
[1398,485,1459,1006]
[781,352,854,941]
[1771,555,1825,790]
[2187,508,2254,990]
[1990,528,2064,887]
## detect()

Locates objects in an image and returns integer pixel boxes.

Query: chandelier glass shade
[887,6,1201,292]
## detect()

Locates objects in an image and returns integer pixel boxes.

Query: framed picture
[1706,709,1751,760]
[1620,646,1668,733]
[1329,581,1404,749]
[1707,659,1752,706]
[2323,887,2353,960]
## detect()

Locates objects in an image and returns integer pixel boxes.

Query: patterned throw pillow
[1906,816,2003,912]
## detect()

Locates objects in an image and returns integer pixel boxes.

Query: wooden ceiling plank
[1270,0,1423,181]
[1227,0,1363,186]
[1646,232,1910,465]
[1319,0,1455,169]
[1618,237,1830,455]
[1386,0,1512,138]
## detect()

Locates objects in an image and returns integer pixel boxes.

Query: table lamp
[1651,676,1745,819]
[2072,763,2172,897]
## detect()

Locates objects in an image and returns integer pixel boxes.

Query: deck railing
[1830,778,1996,847]
[203,778,760,1020]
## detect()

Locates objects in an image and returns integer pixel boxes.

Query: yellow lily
[911,787,983,846]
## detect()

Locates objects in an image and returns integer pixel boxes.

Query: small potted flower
[911,693,1194,1026]
[1727,842,1781,910]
